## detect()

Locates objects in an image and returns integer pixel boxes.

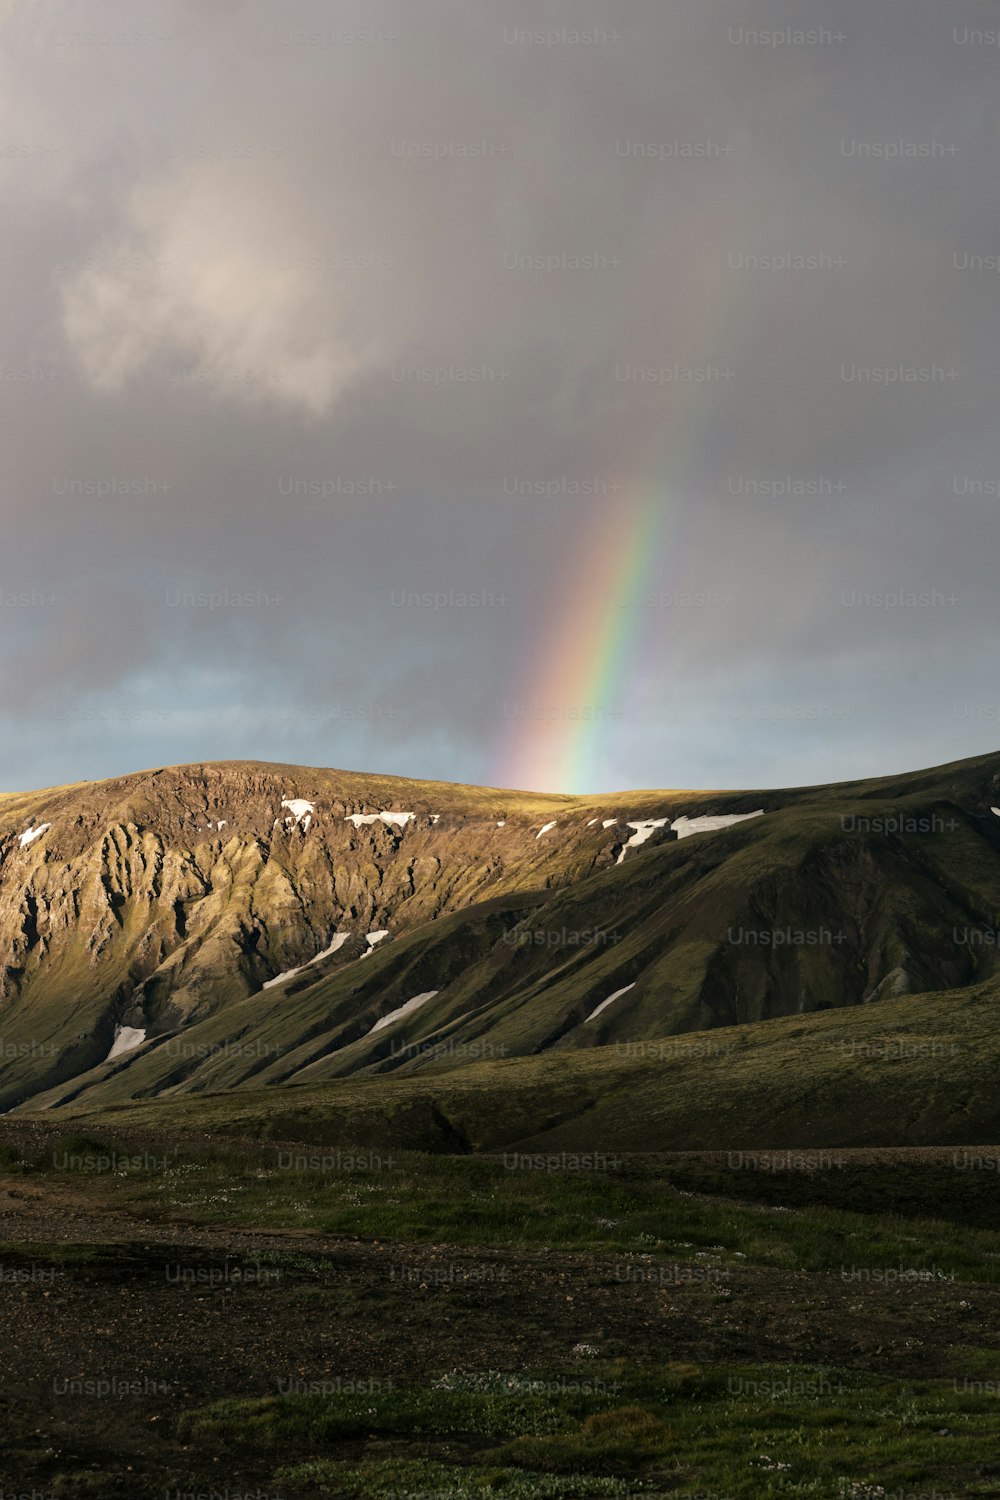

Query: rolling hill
[3,751,1000,1140]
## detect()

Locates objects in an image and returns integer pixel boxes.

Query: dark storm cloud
[1,0,998,792]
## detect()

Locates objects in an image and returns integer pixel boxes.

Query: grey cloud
[0,0,998,792]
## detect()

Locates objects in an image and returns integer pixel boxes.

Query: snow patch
[263,932,352,990]
[106,1025,146,1060]
[586,818,598,827]
[282,798,315,819]
[536,821,557,838]
[346,811,416,828]
[602,819,618,829]
[263,966,300,990]
[281,798,315,832]
[18,823,50,848]
[312,931,351,963]
[496,820,506,827]
[359,929,390,959]
[368,991,439,1035]
[610,809,764,862]
[615,818,670,864]
[586,984,635,1022]
[672,810,764,839]
[991,807,1000,818]
[430,814,440,824]
[217,819,227,830]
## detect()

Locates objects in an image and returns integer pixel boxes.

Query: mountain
[3,752,1000,1135]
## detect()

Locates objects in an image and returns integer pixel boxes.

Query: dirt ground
[3,1157,999,1494]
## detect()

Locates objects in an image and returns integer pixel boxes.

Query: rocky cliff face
[5,752,1000,1115]
[0,760,662,1102]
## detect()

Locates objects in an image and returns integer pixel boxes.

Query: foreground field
[3,1123,1000,1496]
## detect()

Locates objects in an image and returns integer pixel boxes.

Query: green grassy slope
[35,974,1000,1152]
[5,749,1000,1129]
[15,749,1000,1116]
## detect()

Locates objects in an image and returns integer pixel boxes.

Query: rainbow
[498,243,734,795]
[498,489,678,794]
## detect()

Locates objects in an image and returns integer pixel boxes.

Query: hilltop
[1,751,999,1136]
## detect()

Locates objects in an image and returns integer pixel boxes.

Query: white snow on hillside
[281,798,315,831]
[536,821,557,838]
[611,809,764,863]
[615,818,669,864]
[18,823,50,848]
[602,819,617,829]
[585,983,635,1022]
[263,966,301,990]
[313,932,351,962]
[672,810,764,839]
[368,991,439,1035]
[106,1025,146,1060]
[359,929,390,960]
[263,931,351,991]
[346,811,416,828]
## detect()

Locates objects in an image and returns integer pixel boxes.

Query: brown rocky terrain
[3,751,1000,1119]
[0,760,689,1107]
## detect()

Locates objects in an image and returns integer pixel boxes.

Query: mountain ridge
[2,751,1000,1125]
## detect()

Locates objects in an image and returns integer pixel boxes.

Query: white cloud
[60,169,381,416]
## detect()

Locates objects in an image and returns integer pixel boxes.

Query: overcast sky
[2,0,998,795]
